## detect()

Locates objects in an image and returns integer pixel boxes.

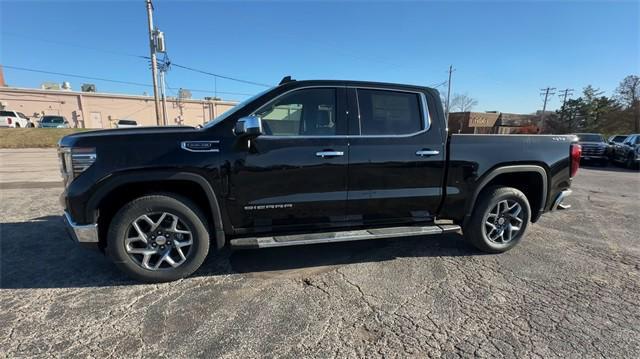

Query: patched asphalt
[1,165,639,358]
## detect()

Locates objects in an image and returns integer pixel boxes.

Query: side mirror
[234,115,263,137]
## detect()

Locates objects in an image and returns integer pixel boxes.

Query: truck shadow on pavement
[1,216,483,289]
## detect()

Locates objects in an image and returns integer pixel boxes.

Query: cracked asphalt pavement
[1,165,639,358]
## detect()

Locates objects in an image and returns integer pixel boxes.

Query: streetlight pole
[145,0,162,126]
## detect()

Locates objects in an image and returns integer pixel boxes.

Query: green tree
[614,75,640,132]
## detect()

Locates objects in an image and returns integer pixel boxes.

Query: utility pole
[540,87,556,114]
[445,65,455,123]
[145,0,162,126]
[539,87,556,131]
[558,88,574,109]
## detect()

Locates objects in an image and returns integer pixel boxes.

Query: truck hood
[59,126,197,147]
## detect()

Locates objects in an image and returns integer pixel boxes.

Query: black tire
[464,186,531,253]
[15,123,21,128]
[106,194,211,283]
[626,154,637,170]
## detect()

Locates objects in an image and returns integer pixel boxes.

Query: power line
[167,62,272,87]
[2,65,252,98]
[429,80,448,88]
[3,65,153,88]
[2,32,273,89]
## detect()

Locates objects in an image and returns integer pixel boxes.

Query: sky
[1,0,638,113]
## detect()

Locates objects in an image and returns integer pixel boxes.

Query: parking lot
[1,150,639,358]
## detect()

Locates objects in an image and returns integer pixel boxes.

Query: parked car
[0,110,30,128]
[574,133,609,166]
[39,115,69,128]
[59,78,580,282]
[608,134,628,145]
[115,119,139,128]
[611,134,640,169]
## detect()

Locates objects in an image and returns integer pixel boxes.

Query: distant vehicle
[39,115,69,128]
[115,119,139,128]
[574,133,609,166]
[0,110,30,128]
[611,134,640,169]
[608,135,627,145]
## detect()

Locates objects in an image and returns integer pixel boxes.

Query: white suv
[0,110,31,128]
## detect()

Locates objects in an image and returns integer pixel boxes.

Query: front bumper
[63,211,99,244]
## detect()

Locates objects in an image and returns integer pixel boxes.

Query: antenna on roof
[279,75,295,85]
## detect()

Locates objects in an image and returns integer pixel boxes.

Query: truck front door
[346,87,445,226]
[228,87,350,232]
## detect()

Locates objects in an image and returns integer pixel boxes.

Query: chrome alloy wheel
[124,212,194,270]
[484,200,524,244]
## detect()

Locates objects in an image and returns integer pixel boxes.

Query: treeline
[545,75,639,135]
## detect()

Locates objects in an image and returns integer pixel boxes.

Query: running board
[230,224,461,249]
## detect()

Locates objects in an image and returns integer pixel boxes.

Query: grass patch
[0,128,91,148]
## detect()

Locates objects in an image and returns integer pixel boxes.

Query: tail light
[7,118,12,125]
[570,143,581,177]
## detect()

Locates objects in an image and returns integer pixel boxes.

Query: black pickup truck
[59,78,581,282]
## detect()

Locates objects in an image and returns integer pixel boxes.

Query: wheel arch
[88,171,226,250]
[463,164,548,227]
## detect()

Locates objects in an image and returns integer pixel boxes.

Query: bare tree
[450,93,478,112]
[615,75,640,132]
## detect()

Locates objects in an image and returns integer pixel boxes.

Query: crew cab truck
[59,78,581,282]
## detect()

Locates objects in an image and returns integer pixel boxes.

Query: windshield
[0,111,14,117]
[203,88,272,128]
[118,120,137,125]
[42,117,64,123]
[577,134,604,142]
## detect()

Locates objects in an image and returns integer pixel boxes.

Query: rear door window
[356,89,423,135]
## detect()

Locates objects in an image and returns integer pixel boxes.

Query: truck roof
[277,79,434,92]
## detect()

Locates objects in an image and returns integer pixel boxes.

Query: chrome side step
[229,224,461,249]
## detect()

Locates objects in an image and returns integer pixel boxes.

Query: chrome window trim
[251,85,432,139]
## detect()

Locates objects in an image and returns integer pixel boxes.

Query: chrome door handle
[416,150,440,157]
[316,151,344,158]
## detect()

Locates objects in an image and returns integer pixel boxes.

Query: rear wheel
[464,186,531,253]
[106,194,210,282]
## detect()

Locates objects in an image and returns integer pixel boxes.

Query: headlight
[58,147,97,186]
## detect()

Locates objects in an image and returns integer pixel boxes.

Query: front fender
[85,170,227,250]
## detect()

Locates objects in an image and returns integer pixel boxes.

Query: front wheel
[626,155,638,170]
[464,186,531,253]
[106,194,211,283]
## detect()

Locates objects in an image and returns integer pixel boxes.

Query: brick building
[0,86,238,128]
[448,112,543,134]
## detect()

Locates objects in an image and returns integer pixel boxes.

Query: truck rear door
[346,87,446,226]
